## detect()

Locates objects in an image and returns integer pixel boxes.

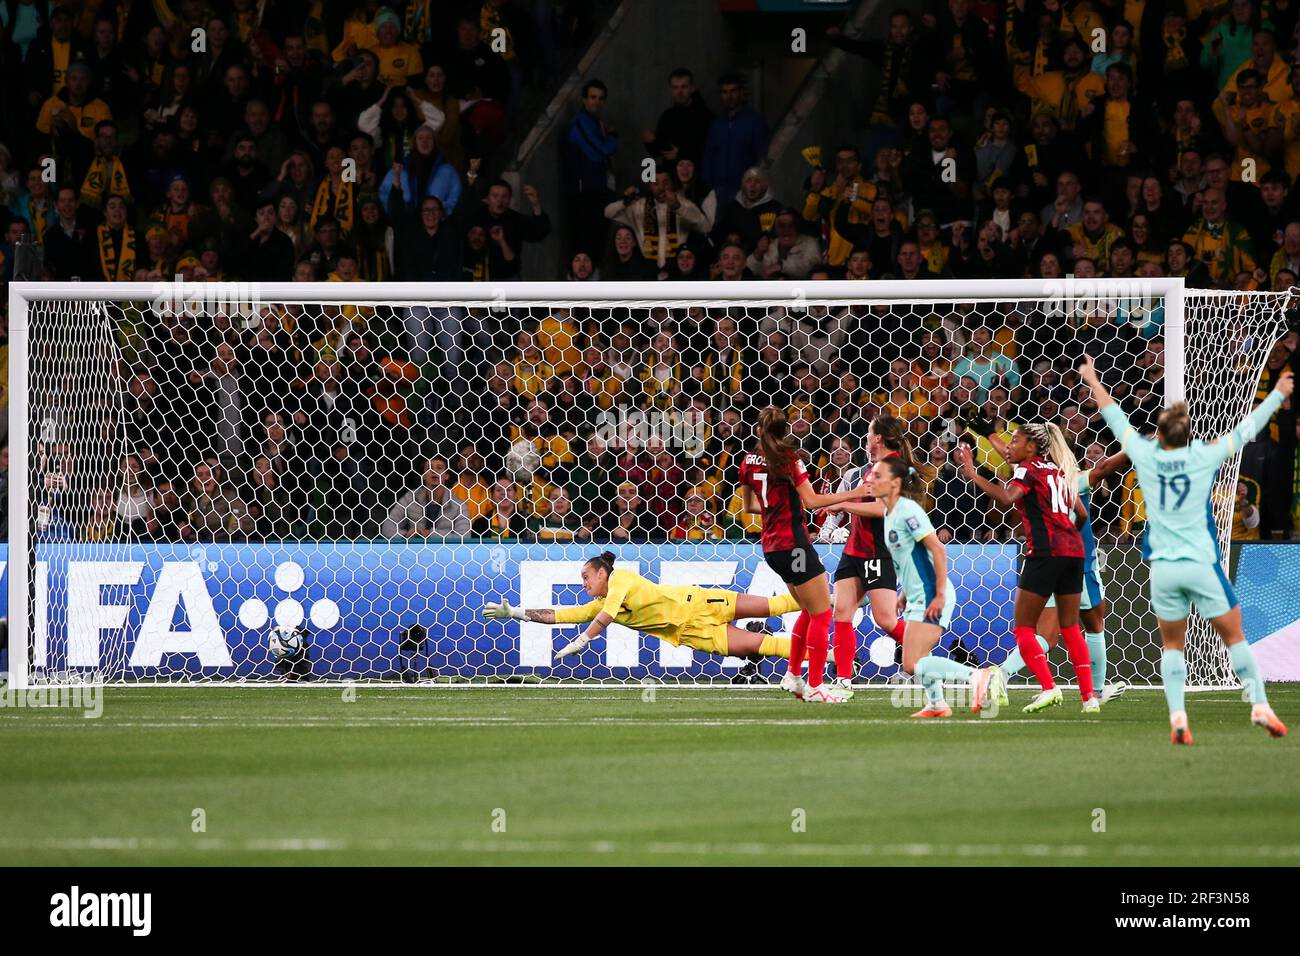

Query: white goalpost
[5,278,1288,688]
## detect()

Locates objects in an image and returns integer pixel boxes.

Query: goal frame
[5,277,1195,690]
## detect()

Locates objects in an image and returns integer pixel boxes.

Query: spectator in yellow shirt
[1227,30,1291,107]
[332,0,384,63]
[802,145,877,267]
[1012,37,1104,131]
[1119,467,1146,542]
[639,331,684,404]
[510,331,552,400]
[914,210,951,275]
[725,483,763,537]
[1064,199,1125,271]
[451,466,492,527]
[37,61,111,142]
[670,492,726,541]
[362,8,424,86]
[1213,70,1282,181]
[1183,188,1258,288]
[535,309,582,374]
[1231,477,1263,540]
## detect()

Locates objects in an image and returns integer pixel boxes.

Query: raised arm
[1214,370,1293,458]
[1080,355,1145,454]
[955,444,1024,507]
[481,598,609,660]
[1077,354,1115,411]
[1086,450,1130,484]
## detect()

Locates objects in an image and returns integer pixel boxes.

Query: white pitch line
[1,835,1297,860]
[0,716,1100,729]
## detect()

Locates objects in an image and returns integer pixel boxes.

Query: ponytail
[756,405,803,482]
[870,415,917,471]
[878,456,925,501]
[1022,423,1080,503]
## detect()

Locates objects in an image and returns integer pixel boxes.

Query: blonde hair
[1156,401,1192,448]
[1021,423,1080,503]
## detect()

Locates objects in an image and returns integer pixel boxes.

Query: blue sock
[1086,631,1107,689]
[917,655,975,706]
[1000,634,1050,678]
[1161,649,1186,714]
[1228,641,1267,705]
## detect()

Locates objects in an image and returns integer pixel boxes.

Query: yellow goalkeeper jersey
[553,569,704,641]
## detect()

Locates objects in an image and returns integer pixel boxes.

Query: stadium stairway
[502,0,911,280]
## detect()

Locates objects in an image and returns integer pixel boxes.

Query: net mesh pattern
[17,288,1287,685]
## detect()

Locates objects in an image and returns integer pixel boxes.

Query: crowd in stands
[1,0,1298,546]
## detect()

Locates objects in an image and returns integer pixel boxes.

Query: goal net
[4,279,1288,688]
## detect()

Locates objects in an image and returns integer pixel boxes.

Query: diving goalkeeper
[481,551,799,663]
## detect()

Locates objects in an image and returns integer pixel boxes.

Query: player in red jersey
[740,407,866,703]
[818,416,912,694]
[957,422,1098,714]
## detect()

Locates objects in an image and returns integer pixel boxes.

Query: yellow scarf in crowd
[641,199,679,264]
[311,177,354,234]
[404,0,434,43]
[468,249,490,281]
[27,196,50,238]
[97,223,137,280]
[81,155,131,209]
[304,1,327,55]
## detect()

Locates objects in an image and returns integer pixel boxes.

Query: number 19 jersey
[1102,395,1284,564]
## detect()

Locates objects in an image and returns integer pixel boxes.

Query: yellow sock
[759,635,791,657]
[767,593,800,616]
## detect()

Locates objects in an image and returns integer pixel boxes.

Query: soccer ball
[505,440,541,481]
[268,625,306,661]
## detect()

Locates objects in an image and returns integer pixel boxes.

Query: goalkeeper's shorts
[669,587,738,655]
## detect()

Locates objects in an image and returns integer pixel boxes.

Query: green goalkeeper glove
[482,599,524,621]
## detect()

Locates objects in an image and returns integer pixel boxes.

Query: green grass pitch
[2,684,1298,866]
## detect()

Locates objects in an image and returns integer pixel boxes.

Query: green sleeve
[1101,403,1150,465]
[1213,389,1286,463]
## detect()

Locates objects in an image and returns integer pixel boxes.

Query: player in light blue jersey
[1079,354,1293,744]
[983,432,1131,704]
[828,457,995,717]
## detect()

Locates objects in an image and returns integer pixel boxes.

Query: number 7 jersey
[738,450,812,552]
